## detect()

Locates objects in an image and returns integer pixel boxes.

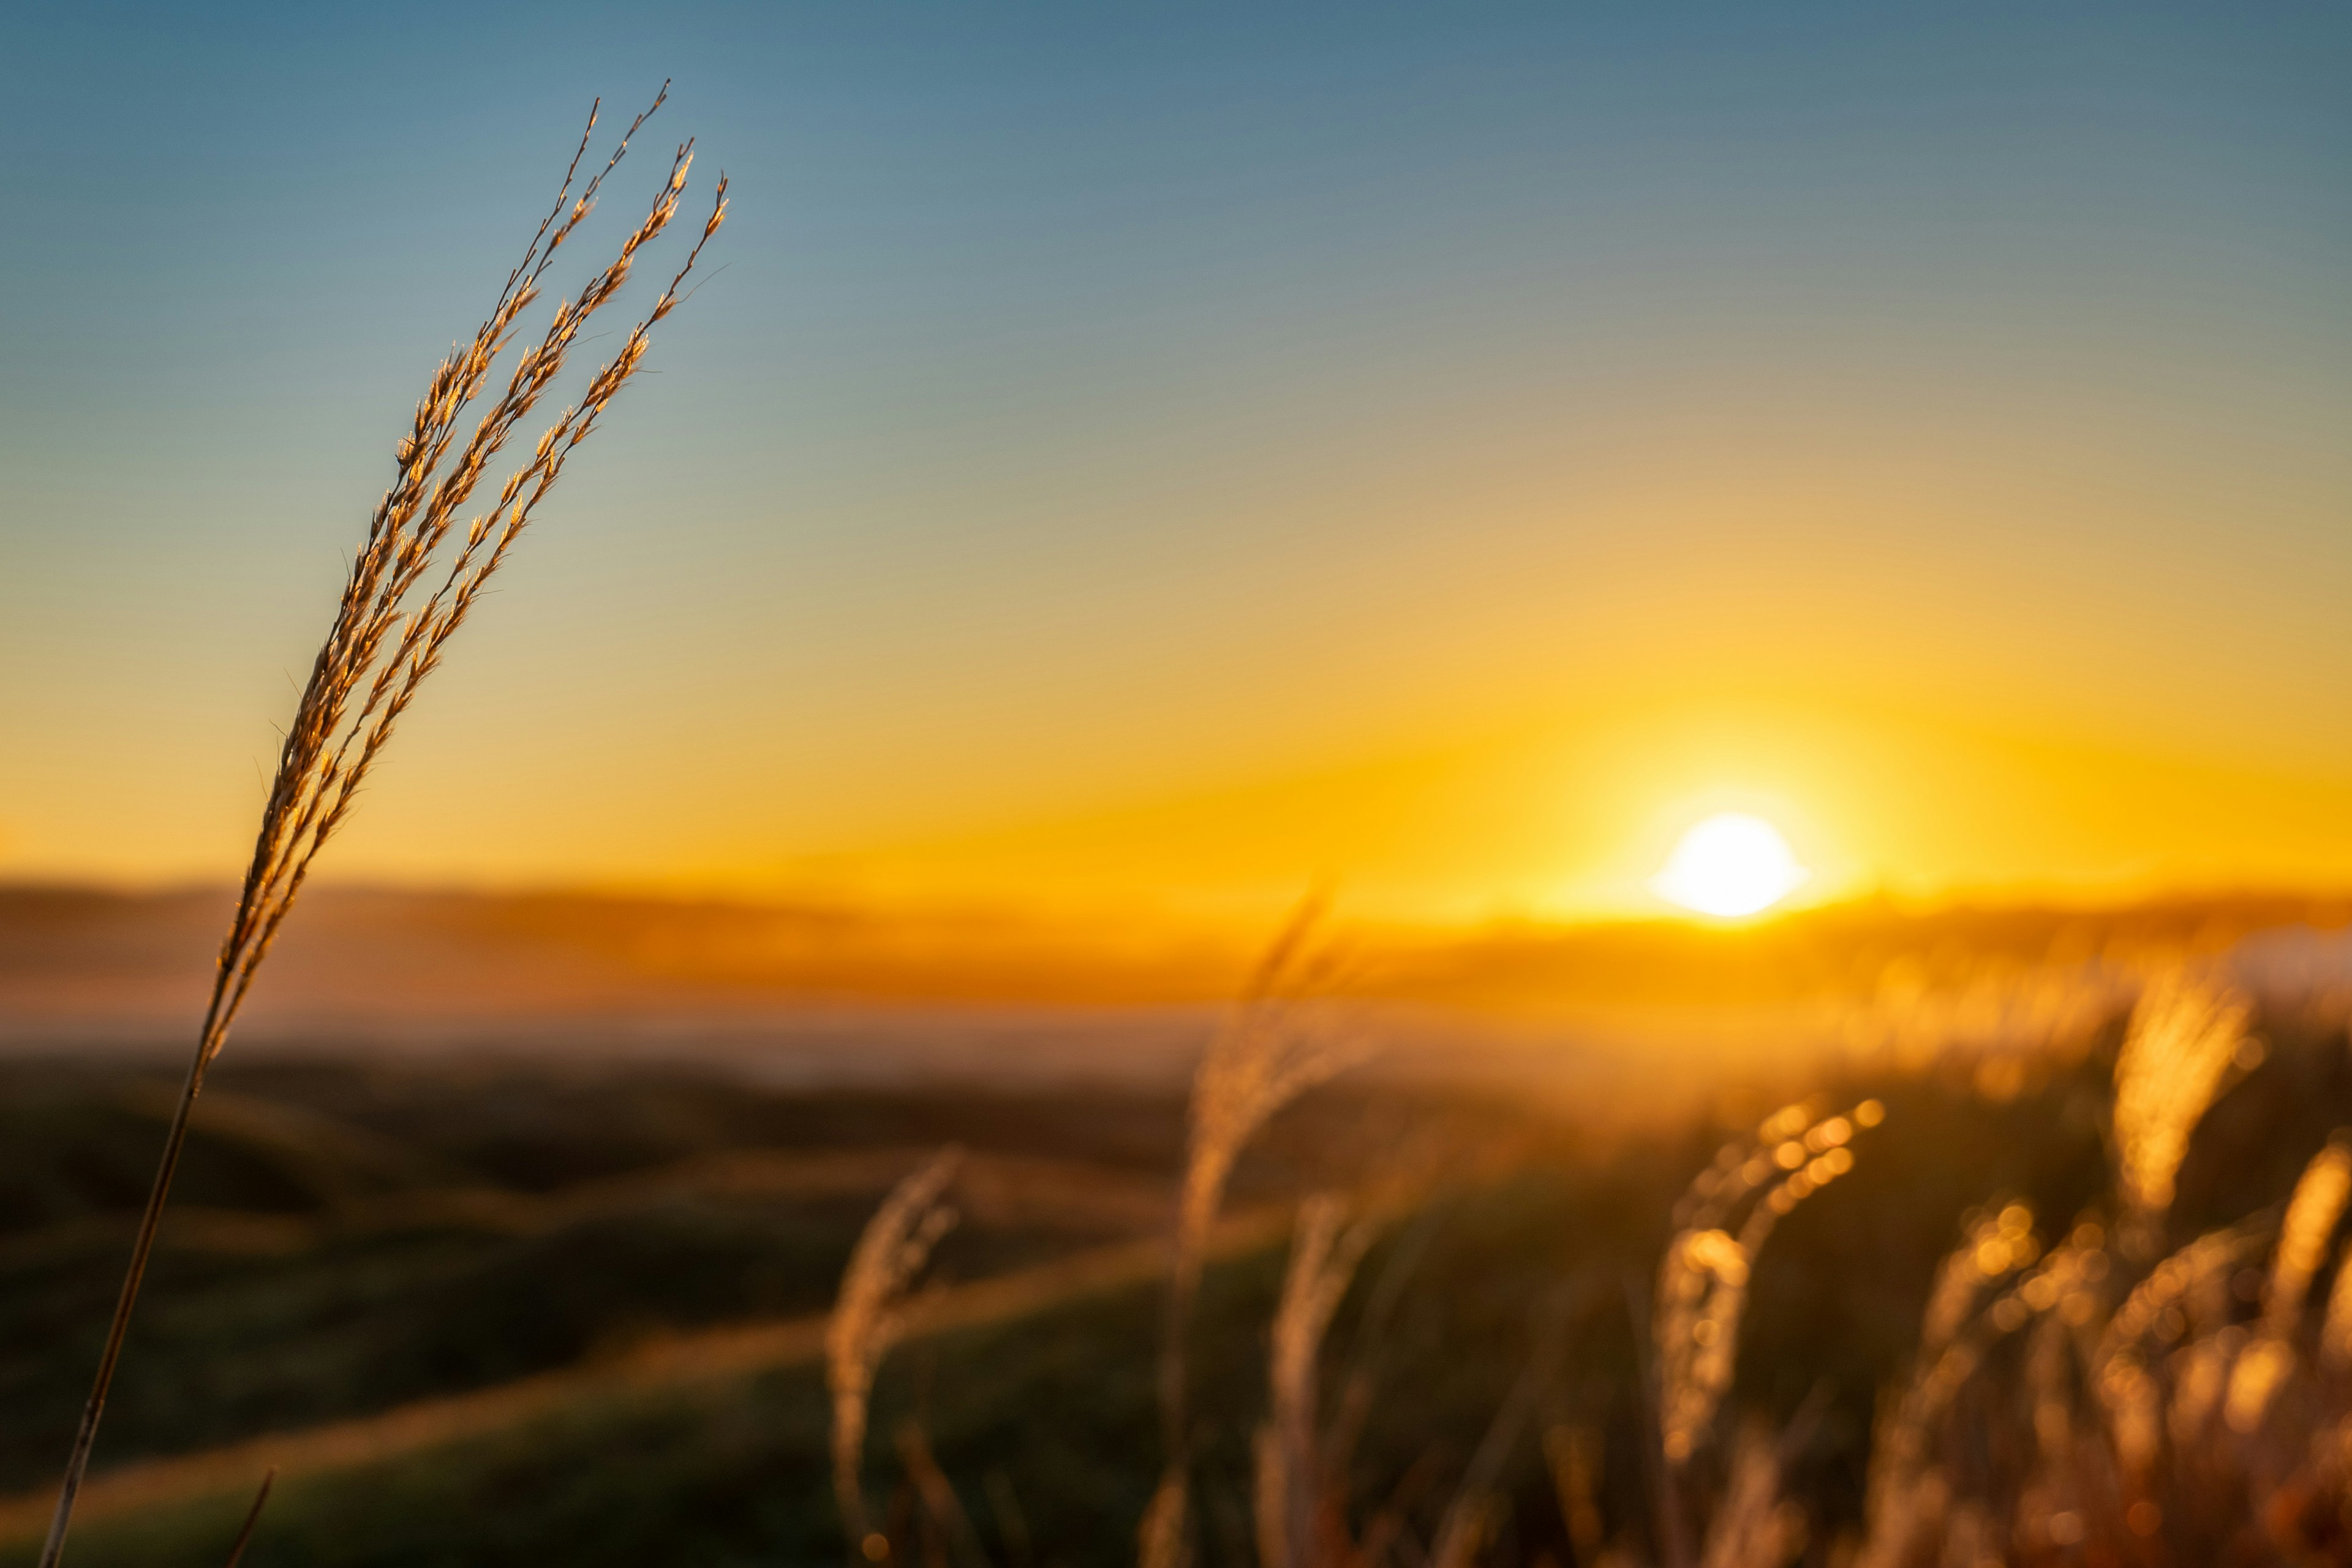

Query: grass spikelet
[2263,1136,2351,1335]
[2100,1217,2268,1457]
[1857,1147,2352,1568]
[829,1148,963,1561]
[32,89,725,1568]
[2098,1221,2264,1369]
[1928,1202,2041,1351]
[2079,1218,2264,1502]
[1656,1099,1879,1466]
[2112,972,2249,1227]
[2223,1136,2350,1433]
[1654,1226,1752,1468]
[1255,1193,1380,1568]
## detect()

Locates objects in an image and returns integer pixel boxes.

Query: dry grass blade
[1542,1425,1607,1567]
[32,89,726,1568]
[220,1468,274,1568]
[830,1148,963,1561]
[1697,1427,1803,1568]
[1135,1473,1191,1568]
[985,1471,1035,1568]
[1429,1354,1551,1568]
[896,1422,987,1568]
[1426,1493,1496,1568]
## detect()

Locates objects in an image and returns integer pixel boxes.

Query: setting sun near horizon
[1651,812,1812,919]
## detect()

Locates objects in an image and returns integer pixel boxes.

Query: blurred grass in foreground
[17,968,2335,1562]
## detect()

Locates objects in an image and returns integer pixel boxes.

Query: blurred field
[7,896,2352,1564]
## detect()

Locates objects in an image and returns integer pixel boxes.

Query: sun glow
[1651,812,1809,918]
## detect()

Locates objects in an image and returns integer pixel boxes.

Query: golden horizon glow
[1650,812,1812,918]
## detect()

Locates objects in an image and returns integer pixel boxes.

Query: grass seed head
[2113,973,2250,1222]
[829,1148,963,1556]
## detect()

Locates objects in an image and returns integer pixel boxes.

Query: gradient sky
[2,3,2349,923]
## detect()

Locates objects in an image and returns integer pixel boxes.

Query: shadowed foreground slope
[0,1028,2288,1564]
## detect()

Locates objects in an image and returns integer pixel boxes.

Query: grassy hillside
[4,993,2348,1564]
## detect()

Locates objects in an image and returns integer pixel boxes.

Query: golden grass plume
[1851,971,2352,1566]
[829,1147,963,1562]
[2112,971,2251,1225]
[34,88,724,1568]
[1655,1097,1880,1468]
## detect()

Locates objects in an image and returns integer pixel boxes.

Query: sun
[1651,812,1809,918]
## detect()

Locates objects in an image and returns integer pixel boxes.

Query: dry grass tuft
[830,1148,964,1562]
[1852,970,2352,1565]
[795,961,2352,1566]
[33,88,725,1568]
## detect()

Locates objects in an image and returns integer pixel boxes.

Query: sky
[2,3,2349,925]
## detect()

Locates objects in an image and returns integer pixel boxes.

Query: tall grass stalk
[1254,1193,1379,1568]
[220,1468,275,1568]
[1428,1349,1553,1568]
[831,1148,964,1562]
[1648,1099,1877,1568]
[1145,895,1366,1568]
[32,90,725,1568]
[896,1421,987,1568]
